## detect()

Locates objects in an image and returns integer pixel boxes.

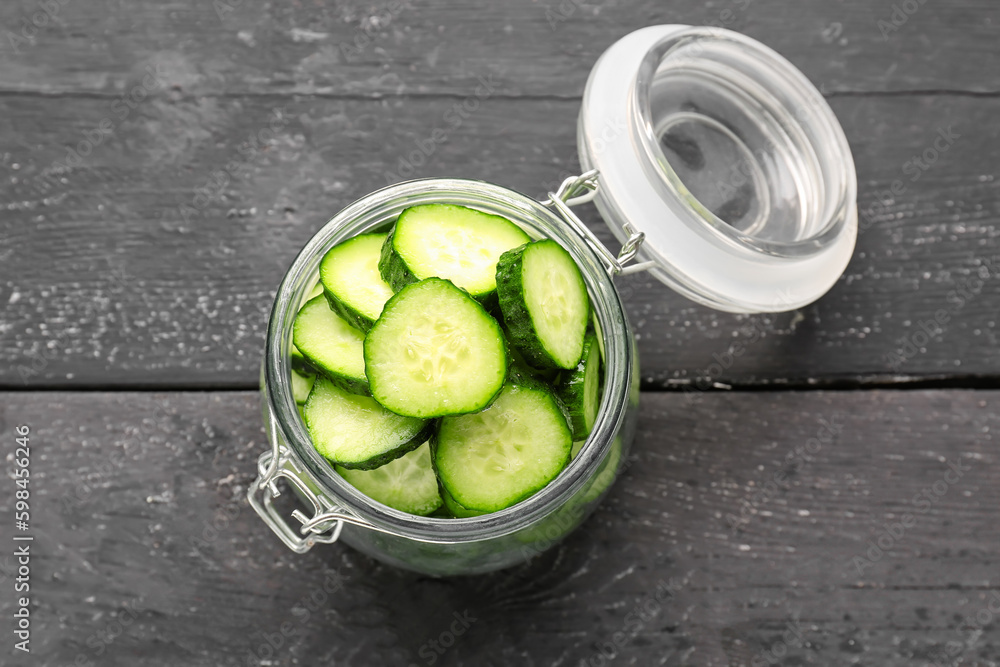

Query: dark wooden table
[1,1,998,665]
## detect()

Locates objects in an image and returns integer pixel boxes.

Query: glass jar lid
[577,25,858,313]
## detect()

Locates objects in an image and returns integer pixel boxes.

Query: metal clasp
[248,449,350,553]
[543,170,651,276]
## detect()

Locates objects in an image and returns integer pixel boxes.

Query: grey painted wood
[1,92,997,388]
[0,390,996,666]
[0,0,997,98]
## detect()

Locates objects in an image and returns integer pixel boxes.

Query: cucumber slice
[290,284,329,374]
[434,373,572,513]
[293,295,368,395]
[291,369,315,405]
[364,278,508,418]
[290,345,316,375]
[557,332,601,440]
[440,487,486,518]
[303,376,432,470]
[591,310,606,365]
[379,204,530,304]
[306,282,324,300]
[496,239,590,370]
[320,233,395,331]
[335,441,442,515]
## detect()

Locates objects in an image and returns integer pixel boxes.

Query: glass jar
[252,179,640,576]
[248,25,857,576]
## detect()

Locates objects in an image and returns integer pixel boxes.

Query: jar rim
[633,26,857,257]
[264,178,635,543]
[579,24,858,312]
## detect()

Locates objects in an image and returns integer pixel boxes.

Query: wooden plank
[1,92,998,387]
[0,389,996,665]
[0,0,997,97]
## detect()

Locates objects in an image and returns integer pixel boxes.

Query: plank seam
[0,88,998,101]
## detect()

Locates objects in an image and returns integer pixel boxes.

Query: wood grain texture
[1,91,998,388]
[0,0,997,97]
[0,390,996,666]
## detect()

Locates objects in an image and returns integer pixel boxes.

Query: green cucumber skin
[505,341,562,384]
[378,227,416,293]
[558,333,600,440]
[496,243,562,369]
[322,288,376,333]
[322,419,436,471]
[291,370,316,405]
[509,365,576,440]
[334,443,444,516]
[296,349,370,397]
[293,297,370,396]
[440,485,486,518]
[379,226,501,310]
[319,233,391,333]
[290,346,318,375]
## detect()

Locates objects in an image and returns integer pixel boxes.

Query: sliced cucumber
[293,295,368,395]
[440,486,486,518]
[291,369,315,405]
[335,441,442,515]
[557,332,601,440]
[320,233,395,332]
[434,372,572,513]
[306,282,324,300]
[290,283,327,374]
[496,239,590,370]
[364,278,507,418]
[505,337,562,384]
[379,204,530,304]
[303,376,431,470]
[290,345,316,375]
[591,310,606,365]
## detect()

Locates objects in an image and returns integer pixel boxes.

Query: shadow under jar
[249,25,857,576]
